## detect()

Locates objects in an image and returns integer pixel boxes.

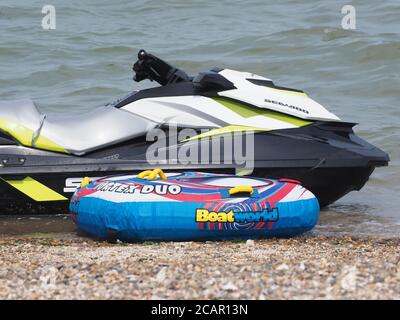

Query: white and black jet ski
[0,50,389,213]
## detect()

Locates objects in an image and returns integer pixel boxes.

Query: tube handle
[229,186,254,196]
[138,168,167,180]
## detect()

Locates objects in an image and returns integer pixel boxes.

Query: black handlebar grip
[138,49,147,60]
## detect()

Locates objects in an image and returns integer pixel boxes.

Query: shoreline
[0,232,399,299]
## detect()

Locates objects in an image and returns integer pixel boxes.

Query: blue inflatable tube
[70,171,320,241]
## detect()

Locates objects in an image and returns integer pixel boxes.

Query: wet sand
[0,215,399,299]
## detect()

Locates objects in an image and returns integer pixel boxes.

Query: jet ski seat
[0,99,155,155]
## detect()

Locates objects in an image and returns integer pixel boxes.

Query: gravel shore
[0,232,399,299]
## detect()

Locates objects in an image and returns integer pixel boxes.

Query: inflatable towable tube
[70,170,320,241]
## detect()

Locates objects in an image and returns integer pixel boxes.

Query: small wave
[266,26,364,41]
[321,28,359,42]
[65,86,122,97]
[0,47,20,56]
[89,45,135,54]
[358,42,400,63]
[317,207,400,238]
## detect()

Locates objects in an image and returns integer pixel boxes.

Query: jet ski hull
[0,122,389,214]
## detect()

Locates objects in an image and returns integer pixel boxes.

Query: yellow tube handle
[80,177,91,187]
[229,186,254,196]
[137,168,167,180]
[137,170,153,179]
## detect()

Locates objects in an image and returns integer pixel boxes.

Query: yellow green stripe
[268,87,308,97]
[0,117,68,154]
[181,125,269,142]
[0,118,33,146]
[213,97,311,127]
[1,177,68,202]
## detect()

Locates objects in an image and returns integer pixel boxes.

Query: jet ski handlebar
[133,49,190,86]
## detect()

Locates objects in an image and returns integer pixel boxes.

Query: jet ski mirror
[133,49,190,86]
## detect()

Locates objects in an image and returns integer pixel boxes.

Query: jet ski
[0,49,389,213]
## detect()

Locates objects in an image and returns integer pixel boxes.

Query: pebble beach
[0,216,399,300]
